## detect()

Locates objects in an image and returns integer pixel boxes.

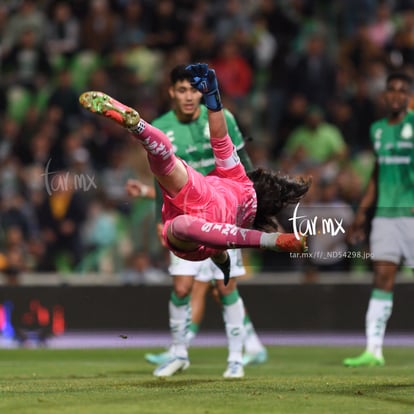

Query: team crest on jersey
[374,129,382,140]
[401,123,413,139]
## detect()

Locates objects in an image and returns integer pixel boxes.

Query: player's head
[169,65,203,120]
[247,168,311,231]
[384,72,413,116]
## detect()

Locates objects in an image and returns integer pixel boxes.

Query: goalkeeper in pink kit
[79,63,309,286]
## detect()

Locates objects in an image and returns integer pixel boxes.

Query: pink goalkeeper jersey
[161,161,257,261]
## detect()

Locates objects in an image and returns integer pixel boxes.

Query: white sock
[365,289,393,359]
[222,297,245,363]
[244,319,265,354]
[259,232,278,249]
[169,299,191,358]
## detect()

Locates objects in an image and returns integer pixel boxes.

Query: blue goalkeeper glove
[185,63,223,111]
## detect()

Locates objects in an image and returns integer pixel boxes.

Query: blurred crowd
[0,0,413,283]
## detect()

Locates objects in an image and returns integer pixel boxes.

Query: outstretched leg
[79,91,187,197]
[169,215,307,253]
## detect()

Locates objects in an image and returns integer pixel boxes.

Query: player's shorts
[370,217,414,267]
[168,249,246,281]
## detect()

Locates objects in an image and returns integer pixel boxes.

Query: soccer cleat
[223,361,244,379]
[79,91,140,129]
[242,349,268,366]
[275,233,307,253]
[145,351,173,365]
[153,356,190,377]
[343,351,385,367]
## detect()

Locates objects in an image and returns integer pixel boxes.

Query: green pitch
[1,346,414,414]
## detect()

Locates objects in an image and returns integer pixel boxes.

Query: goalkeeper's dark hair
[247,168,311,232]
[170,64,193,85]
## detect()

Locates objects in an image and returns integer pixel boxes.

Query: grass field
[0,346,414,414]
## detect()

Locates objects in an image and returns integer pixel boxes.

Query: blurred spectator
[366,1,396,49]
[123,40,164,89]
[0,84,7,116]
[365,59,388,99]
[86,67,114,96]
[51,129,88,172]
[210,38,253,124]
[17,122,56,167]
[14,105,44,151]
[0,156,22,199]
[305,171,354,278]
[247,12,277,137]
[339,0,378,37]
[213,0,251,44]
[286,30,337,111]
[0,4,8,53]
[83,195,118,250]
[271,93,308,160]
[147,0,183,52]
[183,0,215,30]
[47,69,82,134]
[115,0,149,49]
[336,161,368,208]
[245,140,272,169]
[259,0,300,137]
[339,19,385,74]
[36,173,87,271]
[249,12,277,73]
[80,195,118,272]
[77,120,111,172]
[346,76,378,153]
[386,9,414,68]
[2,226,28,283]
[282,105,348,170]
[1,0,47,55]
[327,98,358,153]
[257,0,300,45]
[2,28,52,100]
[211,38,253,97]
[99,144,135,214]
[0,190,42,277]
[46,1,80,65]
[0,117,20,163]
[104,50,142,107]
[0,194,37,243]
[182,20,216,62]
[80,0,119,55]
